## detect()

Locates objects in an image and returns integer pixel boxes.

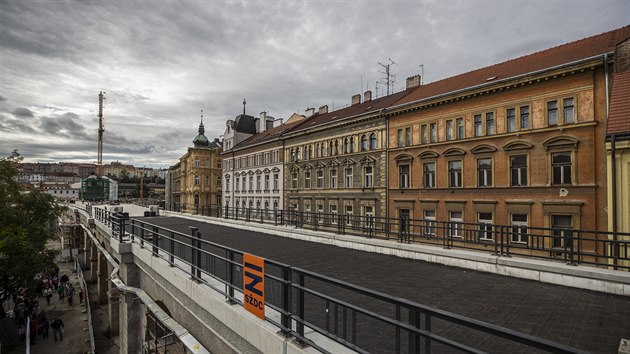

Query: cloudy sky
[0,0,628,169]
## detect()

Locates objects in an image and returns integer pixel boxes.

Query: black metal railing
[163,203,630,271]
[90,216,588,353]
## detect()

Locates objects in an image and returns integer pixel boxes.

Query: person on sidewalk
[78,288,84,305]
[51,317,64,342]
[57,284,65,303]
[40,317,49,340]
[65,283,75,306]
[43,285,53,305]
[59,273,69,286]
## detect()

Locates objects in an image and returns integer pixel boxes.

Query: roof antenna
[242,98,246,115]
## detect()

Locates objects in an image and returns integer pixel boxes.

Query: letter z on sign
[243,253,265,319]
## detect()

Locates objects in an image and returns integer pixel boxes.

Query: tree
[0,150,64,318]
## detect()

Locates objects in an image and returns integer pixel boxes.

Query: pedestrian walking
[65,283,75,306]
[78,288,84,305]
[43,286,53,305]
[57,284,65,303]
[51,318,64,342]
[59,273,69,286]
[40,318,49,340]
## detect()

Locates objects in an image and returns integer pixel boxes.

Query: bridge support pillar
[88,243,98,283]
[108,263,120,336]
[119,292,144,354]
[97,251,109,304]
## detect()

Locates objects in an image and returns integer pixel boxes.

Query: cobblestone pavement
[140,216,629,354]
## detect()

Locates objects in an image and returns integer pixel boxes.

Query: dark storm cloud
[13,107,34,117]
[0,113,37,134]
[38,112,91,140]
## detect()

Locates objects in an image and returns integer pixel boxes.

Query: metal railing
[162,203,630,271]
[75,257,96,353]
[91,213,589,353]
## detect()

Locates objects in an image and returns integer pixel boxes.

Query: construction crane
[97,91,105,177]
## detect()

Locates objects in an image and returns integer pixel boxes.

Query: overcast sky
[1,0,628,169]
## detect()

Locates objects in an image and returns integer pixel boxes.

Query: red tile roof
[287,88,415,134]
[607,71,630,135]
[396,26,630,106]
[232,120,303,150]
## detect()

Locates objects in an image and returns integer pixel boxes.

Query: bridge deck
[140,216,629,354]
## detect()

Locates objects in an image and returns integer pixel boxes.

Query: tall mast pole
[97,91,105,177]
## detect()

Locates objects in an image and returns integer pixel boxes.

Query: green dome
[193,119,209,147]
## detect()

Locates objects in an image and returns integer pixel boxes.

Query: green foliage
[0,150,64,299]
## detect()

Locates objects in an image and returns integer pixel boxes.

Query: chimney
[319,105,328,114]
[364,90,372,102]
[259,112,267,132]
[351,94,361,105]
[254,117,260,133]
[266,114,274,130]
[305,107,315,117]
[406,75,421,89]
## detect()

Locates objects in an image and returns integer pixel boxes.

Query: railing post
[195,231,202,279]
[152,226,159,257]
[119,216,126,241]
[139,221,145,248]
[424,312,432,354]
[409,308,420,354]
[169,231,175,267]
[131,220,136,243]
[280,267,292,336]
[226,250,235,303]
[189,227,198,280]
[296,271,305,344]
[492,225,499,256]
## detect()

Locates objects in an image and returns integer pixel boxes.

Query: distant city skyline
[0,0,627,169]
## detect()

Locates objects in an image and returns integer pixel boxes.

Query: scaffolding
[80,176,110,201]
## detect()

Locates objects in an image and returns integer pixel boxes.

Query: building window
[370,133,377,150]
[423,210,436,237]
[249,176,254,191]
[551,215,572,249]
[242,177,246,191]
[421,125,427,144]
[448,160,462,188]
[510,155,527,186]
[330,169,337,188]
[330,204,338,224]
[405,127,412,146]
[194,194,200,205]
[449,211,463,238]
[520,106,530,129]
[446,120,453,140]
[236,177,240,191]
[328,141,333,156]
[398,128,405,147]
[291,173,298,189]
[363,206,374,228]
[364,166,373,188]
[264,174,270,190]
[205,175,210,185]
[319,144,324,158]
[486,112,494,135]
[317,170,323,188]
[430,123,437,143]
[548,100,558,126]
[552,152,572,185]
[349,137,354,153]
[361,135,368,151]
[273,173,279,189]
[273,150,279,163]
[477,158,492,187]
[399,164,410,188]
[345,167,353,188]
[563,98,574,124]
[305,171,311,188]
[343,138,349,154]
[423,162,435,188]
[194,175,200,185]
[474,114,483,137]
[206,158,211,167]
[507,108,516,132]
[478,212,494,241]
[264,152,270,165]
[345,205,353,226]
[195,157,200,167]
[510,214,528,244]
[456,118,464,139]
[273,200,278,210]
[225,176,230,190]
[334,140,339,155]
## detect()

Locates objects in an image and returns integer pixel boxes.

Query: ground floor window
[551,214,572,249]
[510,214,528,244]
[423,210,436,237]
[478,212,494,241]
[345,205,353,226]
[330,204,338,224]
[448,211,463,238]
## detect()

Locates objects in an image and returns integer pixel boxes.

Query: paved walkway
[141,215,629,354]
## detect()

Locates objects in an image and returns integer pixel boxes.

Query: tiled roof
[396,26,630,106]
[607,71,630,135]
[287,88,415,134]
[232,120,304,150]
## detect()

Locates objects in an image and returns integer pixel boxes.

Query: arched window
[349,137,354,153]
[361,135,368,151]
[328,141,333,156]
[290,148,295,162]
[334,140,339,155]
[370,133,377,150]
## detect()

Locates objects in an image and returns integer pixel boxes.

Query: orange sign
[243,253,265,319]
